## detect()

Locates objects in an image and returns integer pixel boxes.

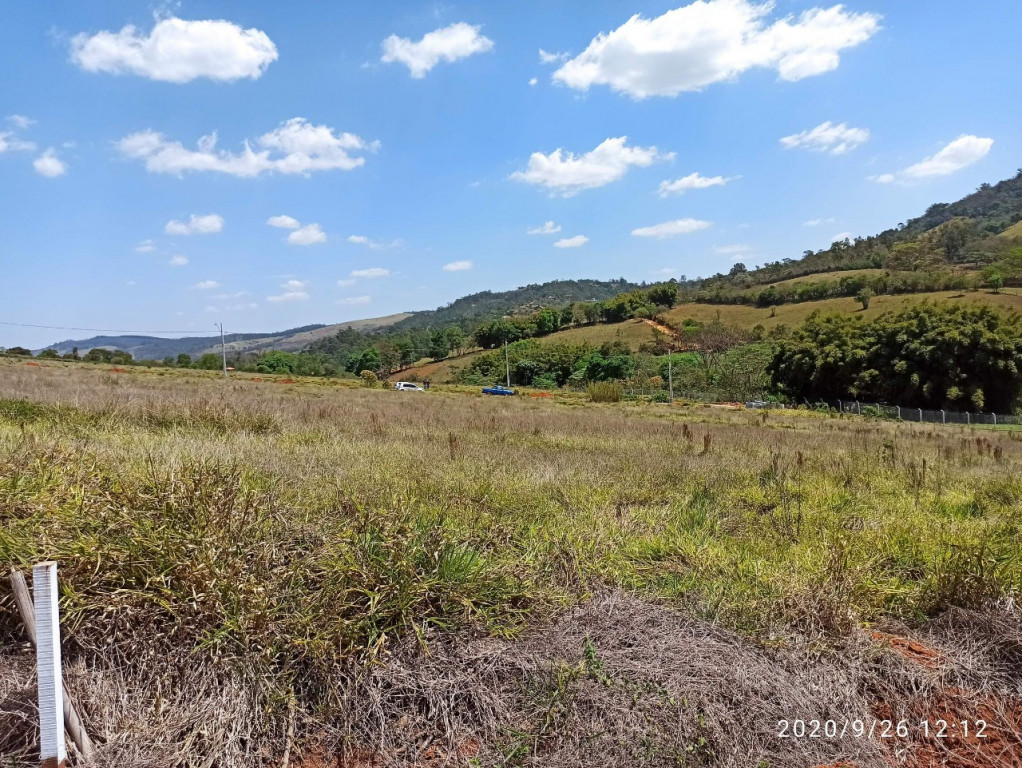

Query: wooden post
[10,568,95,761]
[34,562,66,768]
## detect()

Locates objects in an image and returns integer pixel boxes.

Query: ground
[1,360,1020,766]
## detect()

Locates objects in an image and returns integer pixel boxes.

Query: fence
[830,400,1022,426]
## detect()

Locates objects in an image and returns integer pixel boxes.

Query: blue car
[482,385,515,396]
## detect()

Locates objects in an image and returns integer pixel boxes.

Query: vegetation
[769,303,1022,411]
[1,362,1021,765]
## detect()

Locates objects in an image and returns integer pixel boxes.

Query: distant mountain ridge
[38,171,1022,360]
[39,280,639,359]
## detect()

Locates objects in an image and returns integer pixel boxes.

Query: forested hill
[901,170,1022,236]
[709,169,1022,288]
[387,278,641,332]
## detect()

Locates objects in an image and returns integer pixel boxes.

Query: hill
[406,288,1022,383]
[42,280,638,359]
[385,278,641,332]
[43,315,410,360]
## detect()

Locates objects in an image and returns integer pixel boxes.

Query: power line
[0,320,222,336]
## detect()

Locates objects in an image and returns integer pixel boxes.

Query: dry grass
[660,289,1022,330]
[1,361,1021,766]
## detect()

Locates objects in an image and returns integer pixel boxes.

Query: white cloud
[351,267,390,278]
[539,49,569,64]
[34,148,67,177]
[652,267,677,275]
[267,214,300,229]
[168,255,188,266]
[528,77,538,86]
[70,16,277,82]
[714,243,751,254]
[511,136,672,196]
[527,220,562,235]
[336,278,356,287]
[442,260,473,271]
[117,118,378,177]
[337,296,371,305]
[658,172,733,196]
[873,135,994,184]
[267,279,309,302]
[165,213,223,235]
[288,223,327,245]
[632,218,711,238]
[193,280,219,290]
[780,121,869,155]
[347,234,402,250]
[0,133,36,153]
[32,148,66,177]
[803,217,835,227]
[552,1,880,99]
[554,235,589,248]
[381,22,493,78]
[7,115,35,129]
[135,239,156,253]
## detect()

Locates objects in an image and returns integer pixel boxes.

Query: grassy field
[1,360,1021,766]
[756,268,888,287]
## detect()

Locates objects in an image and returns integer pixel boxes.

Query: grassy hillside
[402,288,1022,383]
[999,220,1022,239]
[2,362,1021,766]
[216,313,413,355]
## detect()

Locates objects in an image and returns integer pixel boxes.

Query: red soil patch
[108,367,127,373]
[24,362,40,367]
[870,630,946,671]
[300,739,480,768]
[902,689,1022,768]
[277,378,296,384]
[811,763,860,768]
[642,318,675,336]
[250,377,262,382]
[528,391,554,398]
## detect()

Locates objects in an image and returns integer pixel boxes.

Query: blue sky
[2,0,1020,348]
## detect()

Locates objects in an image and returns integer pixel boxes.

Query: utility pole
[667,351,674,404]
[504,339,511,388]
[216,322,227,380]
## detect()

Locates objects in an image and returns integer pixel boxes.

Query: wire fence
[823,399,1022,426]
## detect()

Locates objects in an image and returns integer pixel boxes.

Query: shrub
[360,370,379,388]
[587,382,622,403]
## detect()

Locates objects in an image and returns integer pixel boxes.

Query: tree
[445,326,466,355]
[37,349,59,359]
[360,370,378,388]
[196,353,222,370]
[928,217,975,262]
[176,353,193,368]
[4,346,32,356]
[986,272,1004,293]
[647,281,680,308]
[770,304,1022,411]
[855,288,874,310]
[256,351,300,374]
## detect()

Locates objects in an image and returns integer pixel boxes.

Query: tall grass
[1,360,1021,763]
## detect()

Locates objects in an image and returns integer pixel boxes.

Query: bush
[587,382,623,403]
[360,370,379,388]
